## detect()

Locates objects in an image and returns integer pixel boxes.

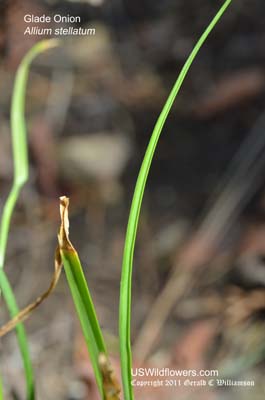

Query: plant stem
[119,1,233,399]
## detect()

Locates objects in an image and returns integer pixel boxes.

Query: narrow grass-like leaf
[119,1,233,399]
[0,39,59,267]
[0,374,3,400]
[0,39,59,400]
[0,269,34,399]
[58,196,120,400]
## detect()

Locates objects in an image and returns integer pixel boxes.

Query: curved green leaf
[0,39,58,400]
[119,1,233,399]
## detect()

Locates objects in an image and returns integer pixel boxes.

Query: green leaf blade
[58,196,109,399]
[119,1,233,399]
[0,39,59,400]
[0,269,34,400]
[61,251,105,396]
[62,250,106,353]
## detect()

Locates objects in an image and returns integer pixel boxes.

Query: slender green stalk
[119,1,233,399]
[0,40,58,268]
[62,253,106,396]
[0,269,34,399]
[0,40,58,400]
[0,374,3,400]
[58,197,119,399]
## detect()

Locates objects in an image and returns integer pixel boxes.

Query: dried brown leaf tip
[98,353,121,400]
[0,196,73,337]
[0,247,63,337]
[58,196,74,252]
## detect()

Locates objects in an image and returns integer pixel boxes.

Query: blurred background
[1,0,265,399]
